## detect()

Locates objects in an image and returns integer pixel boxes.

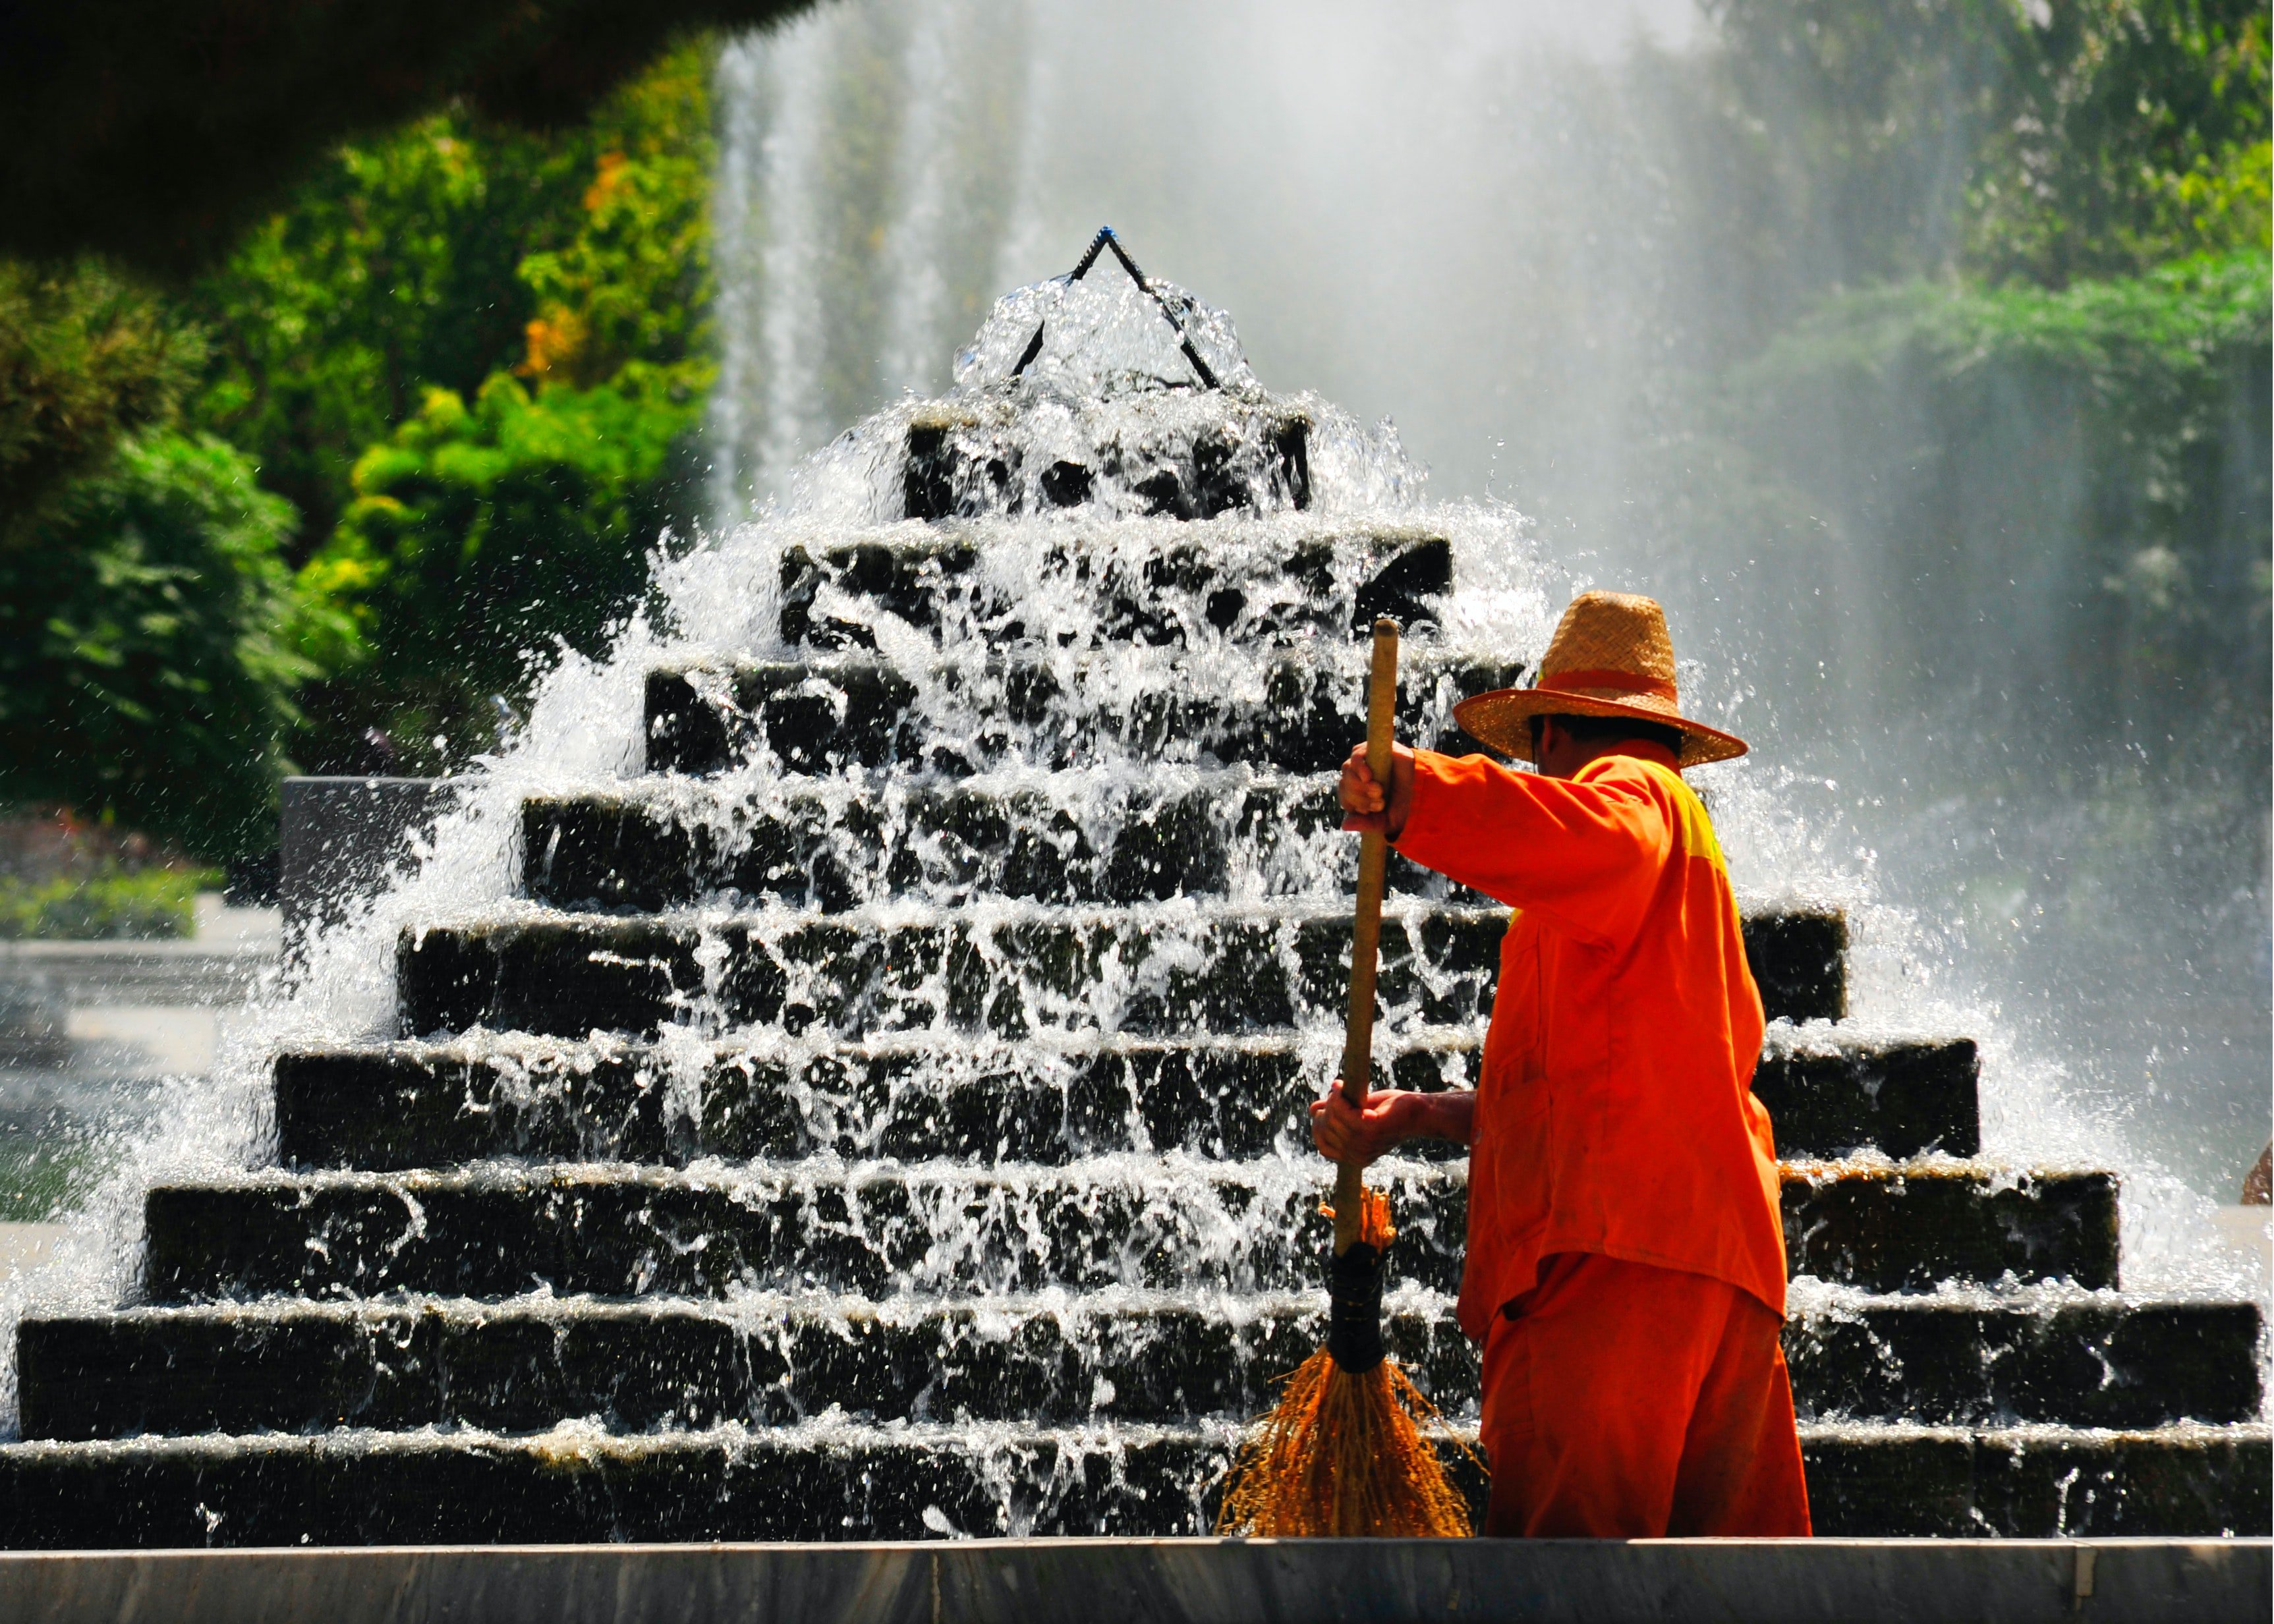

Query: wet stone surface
[774,526,1452,650]
[1786,1298,2265,1429]
[393,905,1846,1045]
[136,1162,2127,1306]
[19,1295,2261,1443]
[393,908,1510,1043]
[274,1036,1487,1172]
[0,1425,2257,1547]
[139,1164,1475,1304]
[1780,1167,2121,1293]
[273,1030,1977,1173]
[13,316,2263,1545]
[1753,1036,1979,1160]
[642,650,1525,779]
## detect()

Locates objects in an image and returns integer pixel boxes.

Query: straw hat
[1453,590,1748,768]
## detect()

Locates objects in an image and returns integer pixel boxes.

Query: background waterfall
[708,0,2269,1205]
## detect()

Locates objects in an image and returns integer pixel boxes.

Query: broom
[1214,615,1479,1538]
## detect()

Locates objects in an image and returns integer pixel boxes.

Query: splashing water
[0,33,2259,1526]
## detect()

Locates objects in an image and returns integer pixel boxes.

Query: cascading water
[1,0,2269,1534]
[708,0,2271,1209]
[0,223,2260,1542]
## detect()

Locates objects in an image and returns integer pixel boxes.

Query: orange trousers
[1479,1250,1811,1538]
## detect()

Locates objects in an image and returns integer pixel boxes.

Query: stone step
[274,1025,1962,1173]
[896,402,1322,528]
[0,1422,2260,1545]
[1782,1163,2118,1293]
[1754,1028,1977,1160]
[275,1032,1484,1171]
[393,905,1503,1044]
[142,1161,1472,1304]
[521,775,1444,912]
[12,1297,1454,1442]
[517,785,1875,1031]
[20,1291,2258,1443]
[1782,1292,2264,1430]
[641,648,1523,778]
[138,1160,2118,1305]
[777,526,1454,651]
[393,904,1844,1043]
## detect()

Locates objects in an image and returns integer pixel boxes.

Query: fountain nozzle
[1011,226,1222,390]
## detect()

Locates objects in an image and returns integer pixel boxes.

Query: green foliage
[0,432,342,858]
[1706,0,2272,287]
[0,260,204,548]
[299,371,700,771]
[1727,248,2271,730]
[0,1131,109,1222]
[186,119,590,551]
[241,45,718,771]
[1966,0,2271,284]
[518,43,718,391]
[0,862,217,941]
[188,42,718,555]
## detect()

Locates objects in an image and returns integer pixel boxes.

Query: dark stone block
[1968,1428,2274,1538]
[140,1165,1472,1304]
[1753,1037,1978,1160]
[889,406,1314,531]
[776,528,1444,652]
[1742,909,1847,1023]
[16,1302,1483,1442]
[1801,1430,1976,1537]
[0,1425,2255,1547]
[148,1161,2130,1308]
[32,1292,2264,1449]
[281,776,458,934]
[1785,1299,2265,1426]
[18,1308,442,1440]
[640,650,1524,779]
[392,908,1507,1044]
[275,1048,671,1168]
[522,782,1290,914]
[396,921,701,1040]
[1783,1167,2120,1291]
[1353,536,1451,632]
[1802,1426,2273,1537]
[272,1034,1489,1172]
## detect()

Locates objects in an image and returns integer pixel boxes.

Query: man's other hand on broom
[1311,1081,1475,1165]
[1338,741,1417,838]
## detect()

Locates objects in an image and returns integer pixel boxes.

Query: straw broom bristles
[1214,1187,1480,1538]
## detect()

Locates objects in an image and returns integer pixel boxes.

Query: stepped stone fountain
[0,252,2263,1546]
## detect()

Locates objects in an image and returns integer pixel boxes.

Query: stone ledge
[0,939,276,1006]
[0,1424,2259,1546]
[0,1537,2264,1624]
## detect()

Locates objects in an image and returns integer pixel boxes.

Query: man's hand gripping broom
[1214,617,1479,1537]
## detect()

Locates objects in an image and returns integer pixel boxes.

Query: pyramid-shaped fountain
[0,242,2263,1544]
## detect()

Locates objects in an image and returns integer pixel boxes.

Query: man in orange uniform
[1314,590,1811,1538]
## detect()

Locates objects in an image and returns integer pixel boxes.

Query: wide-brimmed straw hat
[1453,590,1748,768]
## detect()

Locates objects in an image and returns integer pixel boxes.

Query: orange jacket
[1392,746,1786,1340]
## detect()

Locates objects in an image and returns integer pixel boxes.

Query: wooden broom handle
[1332,617,1400,1255]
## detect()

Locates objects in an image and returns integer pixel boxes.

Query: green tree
[0,432,343,858]
[1967,0,2271,283]
[1726,248,2271,728]
[298,371,700,771]
[187,41,718,557]
[0,260,202,549]
[260,43,717,770]
[1706,0,2273,288]
[186,119,588,553]
[517,43,717,391]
